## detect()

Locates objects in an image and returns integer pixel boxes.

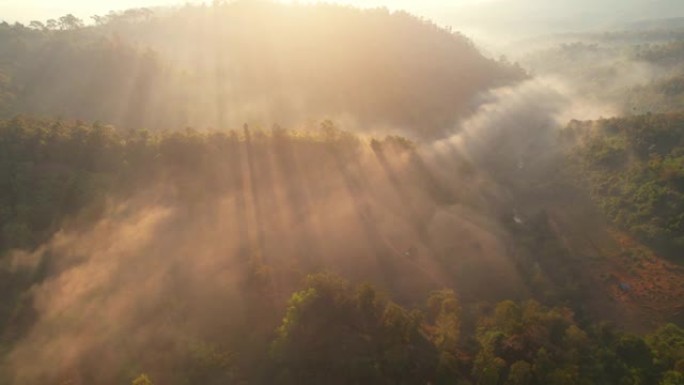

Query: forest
[0,1,683,385]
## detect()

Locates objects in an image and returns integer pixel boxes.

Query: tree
[271,274,437,385]
[506,361,533,385]
[647,323,684,370]
[91,15,105,26]
[660,371,684,385]
[426,289,461,352]
[473,350,506,385]
[45,19,57,30]
[58,14,84,30]
[28,20,45,31]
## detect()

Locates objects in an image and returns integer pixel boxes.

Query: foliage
[271,273,437,385]
[566,113,684,259]
[0,111,681,384]
[271,277,684,385]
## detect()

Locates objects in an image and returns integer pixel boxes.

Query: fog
[3,125,528,383]
[2,66,629,383]
[1,1,683,383]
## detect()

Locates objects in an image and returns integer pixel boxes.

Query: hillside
[0,2,525,137]
[0,3,683,385]
[1,116,683,385]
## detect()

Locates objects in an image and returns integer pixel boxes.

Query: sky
[1,0,683,38]
[0,0,180,23]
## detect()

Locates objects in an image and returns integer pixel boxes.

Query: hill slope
[0,2,524,137]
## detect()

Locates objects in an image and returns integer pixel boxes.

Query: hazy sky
[0,0,180,23]
[1,0,683,37]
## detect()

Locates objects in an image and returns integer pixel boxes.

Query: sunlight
[1,0,684,384]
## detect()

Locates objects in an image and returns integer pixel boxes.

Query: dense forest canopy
[566,114,684,258]
[517,23,684,117]
[0,1,683,385]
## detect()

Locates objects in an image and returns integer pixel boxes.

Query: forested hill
[1,116,684,385]
[0,2,525,137]
[2,2,684,385]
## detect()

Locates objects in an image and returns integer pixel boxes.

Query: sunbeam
[1,1,684,384]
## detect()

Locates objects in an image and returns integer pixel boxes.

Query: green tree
[506,361,532,385]
[426,289,461,352]
[660,371,684,385]
[28,20,45,30]
[58,14,84,30]
[648,323,684,371]
[271,274,437,385]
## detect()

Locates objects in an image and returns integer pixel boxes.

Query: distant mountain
[622,17,684,31]
[438,0,684,38]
